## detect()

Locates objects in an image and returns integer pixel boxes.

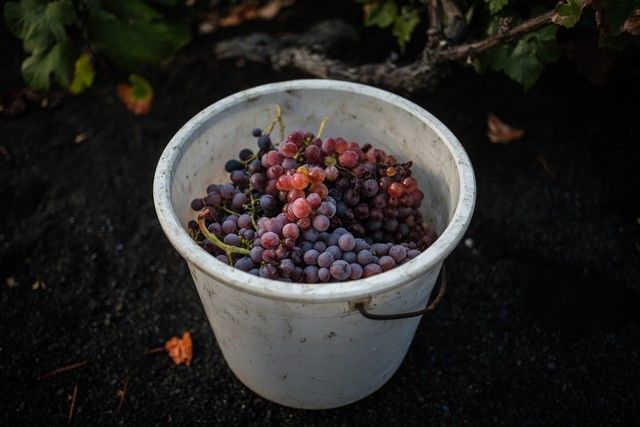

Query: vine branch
[215,10,557,92]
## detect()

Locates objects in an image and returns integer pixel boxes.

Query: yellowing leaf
[69,54,95,94]
[117,74,153,115]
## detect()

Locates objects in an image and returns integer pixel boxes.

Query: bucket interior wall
[170,88,460,239]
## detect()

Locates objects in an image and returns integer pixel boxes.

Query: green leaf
[4,0,77,49]
[478,25,560,90]
[69,54,95,94]
[364,0,397,29]
[22,39,75,90]
[554,0,584,28]
[486,0,509,14]
[593,0,640,35]
[392,6,420,52]
[128,74,152,100]
[87,0,191,71]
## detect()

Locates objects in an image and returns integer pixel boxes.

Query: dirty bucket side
[188,261,441,409]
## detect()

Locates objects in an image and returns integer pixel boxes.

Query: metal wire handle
[356,265,447,320]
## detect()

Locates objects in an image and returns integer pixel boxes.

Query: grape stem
[198,209,251,265]
[264,104,285,142]
[220,204,240,216]
[316,117,329,139]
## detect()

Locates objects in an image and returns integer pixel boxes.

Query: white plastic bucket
[153,80,476,409]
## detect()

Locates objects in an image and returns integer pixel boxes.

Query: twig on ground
[145,346,165,355]
[41,360,88,380]
[68,383,79,424]
[115,374,129,414]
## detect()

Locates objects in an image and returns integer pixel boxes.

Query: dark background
[1,1,639,425]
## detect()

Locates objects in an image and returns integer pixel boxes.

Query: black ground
[1,3,640,425]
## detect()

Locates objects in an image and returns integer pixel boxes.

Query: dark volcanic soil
[1,4,639,425]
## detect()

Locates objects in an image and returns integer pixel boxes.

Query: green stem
[265,104,285,143]
[316,117,329,139]
[220,205,240,216]
[198,210,250,265]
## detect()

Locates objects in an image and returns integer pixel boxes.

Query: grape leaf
[21,39,75,91]
[594,0,640,35]
[87,0,191,71]
[69,54,95,95]
[364,0,397,29]
[477,25,560,90]
[392,6,420,52]
[486,0,509,14]
[4,0,77,45]
[4,0,78,90]
[553,0,584,28]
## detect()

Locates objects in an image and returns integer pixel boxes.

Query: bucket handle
[355,265,447,320]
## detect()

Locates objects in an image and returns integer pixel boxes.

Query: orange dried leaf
[165,331,193,366]
[487,113,524,144]
[117,74,153,116]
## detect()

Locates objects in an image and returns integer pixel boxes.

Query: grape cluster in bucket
[188,106,438,283]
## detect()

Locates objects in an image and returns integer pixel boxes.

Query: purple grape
[279,259,296,277]
[283,223,300,240]
[379,255,396,271]
[205,192,221,206]
[303,249,320,266]
[312,215,330,232]
[389,245,407,263]
[259,264,278,279]
[363,263,382,277]
[338,233,356,252]
[317,252,334,268]
[232,192,248,209]
[220,183,235,199]
[329,260,351,281]
[222,219,236,234]
[342,251,356,263]
[362,179,379,197]
[300,241,314,252]
[407,249,421,259]
[326,245,342,260]
[371,243,388,256]
[318,267,331,282]
[224,233,241,246]
[261,231,280,249]
[208,223,223,237]
[354,238,368,252]
[303,266,319,283]
[234,257,256,272]
[317,201,337,217]
[349,263,363,280]
[303,228,319,242]
[191,198,205,210]
[314,241,327,252]
[357,250,372,265]
[250,246,264,263]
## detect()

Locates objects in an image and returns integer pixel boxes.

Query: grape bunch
[188,114,438,283]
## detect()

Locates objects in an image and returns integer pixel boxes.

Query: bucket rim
[153,79,476,303]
